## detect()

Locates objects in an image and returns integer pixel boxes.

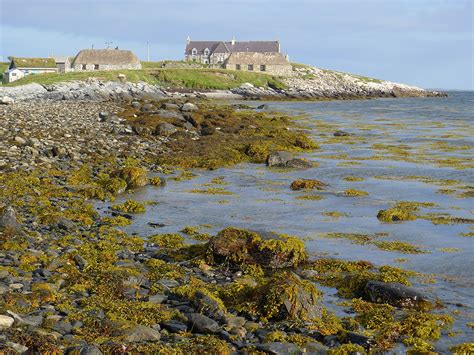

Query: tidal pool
[97,92,473,352]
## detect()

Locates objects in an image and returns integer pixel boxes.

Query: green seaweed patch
[377,201,436,223]
[328,343,366,355]
[343,189,369,196]
[148,233,186,249]
[102,215,132,226]
[322,211,348,219]
[450,343,474,354]
[373,241,428,254]
[420,213,474,225]
[295,194,324,201]
[438,248,462,253]
[111,200,146,213]
[344,176,365,182]
[187,187,235,195]
[112,166,149,189]
[149,176,166,186]
[291,179,327,191]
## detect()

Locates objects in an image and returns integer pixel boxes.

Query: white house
[2,68,25,84]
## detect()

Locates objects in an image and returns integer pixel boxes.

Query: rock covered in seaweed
[208,227,307,269]
[112,166,149,189]
[364,280,433,309]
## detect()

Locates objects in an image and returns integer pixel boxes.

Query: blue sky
[0,0,472,89]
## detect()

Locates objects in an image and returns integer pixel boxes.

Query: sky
[0,0,472,90]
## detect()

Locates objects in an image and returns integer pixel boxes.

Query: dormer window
[191,48,197,55]
[204,48,210,56]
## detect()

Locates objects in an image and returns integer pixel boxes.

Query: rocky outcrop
[364,281,433,309]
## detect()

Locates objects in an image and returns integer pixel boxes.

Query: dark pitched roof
[185,41,280,55]
[10,57,56,69]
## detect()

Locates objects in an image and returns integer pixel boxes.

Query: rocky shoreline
[0,65,446,104]
[0,98,468,354]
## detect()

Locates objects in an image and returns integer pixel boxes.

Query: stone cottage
[3,57,58,83]
[70,49,141,71]
[53,56,73,73]
[185,38,281,65]
[224,52,292,76]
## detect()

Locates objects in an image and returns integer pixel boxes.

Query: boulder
[208,227,307,269]
[266,151,293,167]
[285,159,313,169]
[259,271,323,321]
[334,130,350,137]
[131,101,142,109]
[14,136,27,146]
[0,315,15,329]
[112,166,148,189]
[187,313,220,334]
[364,281,432,309]
[181,103,198,112]
[155,123,178,136]
[256,342,302,355]
[0,205,21,234]
[65,345,103,355]
[161,320,188,333]
[123,324,161,342]
[193,290,226,322]
[0,96,14,105]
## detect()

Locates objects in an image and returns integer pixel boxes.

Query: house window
[260,65,266,72]
[204,48,210,56]
[94,64,99,70]
[11,73,16,76]
[248,64,254,71]
[81,64,87,70]
[192,48,197,55]
[236,64,241,70]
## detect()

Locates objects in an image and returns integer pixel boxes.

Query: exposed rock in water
[364,280,433,309]
[112,166,149,189]
[333,130,350,137]
[266,151,312,169]
[208,227,307,269]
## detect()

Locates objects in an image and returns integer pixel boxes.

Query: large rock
[208,227,307,269]
[0,96,15,105]
[256,342,302,355]
[266,151,312,169]
[266,151,292,167]
[193,290,226,322]
[65,345,103,355]
[0,205,21,234]
[155,123,178,137]
[0,315,15,329]
[258,271,323,321]
[181,103,198,112]
[364,281,432,309]
[187,313,220,334]
[112,167,148,189]
[123,324,161,342]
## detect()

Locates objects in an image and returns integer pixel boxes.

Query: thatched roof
[10,57,56,69]
[225,52,289,65]
[73,49,141,65]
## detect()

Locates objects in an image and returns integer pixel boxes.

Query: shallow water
[97,92,474,352]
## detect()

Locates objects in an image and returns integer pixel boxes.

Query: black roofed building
[184,37,292,76]
[185,38,281,65]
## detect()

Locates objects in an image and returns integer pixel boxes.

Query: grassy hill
[0,62,9,82]
[1,61,287,90]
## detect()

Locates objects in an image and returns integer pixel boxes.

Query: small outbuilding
[3,57,58,83]
[53,56,73,73]
[224,52,293,76]
[71,49,142,71]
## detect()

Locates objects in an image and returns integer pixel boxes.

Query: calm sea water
[98,91,474,352]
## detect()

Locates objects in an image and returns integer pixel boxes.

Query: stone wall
[71,63,142,71]
[225,63,292,76]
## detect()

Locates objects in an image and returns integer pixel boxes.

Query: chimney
[231,36,236,46]
[186,36,191,45]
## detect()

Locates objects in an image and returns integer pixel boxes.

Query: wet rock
[343,332,373,349]
[131,101,142,109]
[52,320,74,334]
[0,315,15,329]
[123,324,161,342]
[148,294,168,304]
[334,130,350,137]
[266,151,293,167]
[98,111,109,121]
[364,281,432,309]
[181,102,198,112]
[187,313,221,334]
[208,227,307,269]
[161,320,188,333]
[285,158,312,169]
[155,123,178,136]
[112,166,148,189]
[194,290,226,321]
[256,342,302,354]
[65,345,103,355]
[0,205,21,234]
[257,104,268,110]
